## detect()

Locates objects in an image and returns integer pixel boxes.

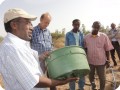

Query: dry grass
[53,37,65,48]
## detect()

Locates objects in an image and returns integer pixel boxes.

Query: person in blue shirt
[31,12,56,90]
[65,19,85,90]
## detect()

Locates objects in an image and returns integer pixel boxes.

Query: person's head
[4,8,37,41]
[92,21,101,35]
[111,23,116,29]
[72,19,80,32]
[40,12,51,30]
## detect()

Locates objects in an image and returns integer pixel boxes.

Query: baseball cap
[4,8,37,23]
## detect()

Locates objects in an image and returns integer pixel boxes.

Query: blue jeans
[69,77,85,90]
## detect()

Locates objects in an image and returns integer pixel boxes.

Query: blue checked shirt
[31,25,53,55]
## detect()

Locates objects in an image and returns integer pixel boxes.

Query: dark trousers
[110,41,120,65]
[89,64,106,90]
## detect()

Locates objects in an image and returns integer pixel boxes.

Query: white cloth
[73,32,79,46]
[0,33,46,90]
[111,30,117,41]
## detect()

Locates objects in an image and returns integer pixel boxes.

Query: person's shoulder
[33,25,39,32]
[99,32,107,36]
[66,31,72,35]
[33,25,39,29]
[84,33,91,38]
[0,35,22,55]
[0,40,17,56]
[79,30,83,34]
[32,25,40,36]
[99,32,108,38]
[46,28,50,32]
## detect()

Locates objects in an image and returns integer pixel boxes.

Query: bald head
[40,12,51,20]
[40,12,51,30]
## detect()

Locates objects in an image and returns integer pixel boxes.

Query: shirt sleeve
[7,47,41,90]
[104,34,114,51]
[65,33,69,46]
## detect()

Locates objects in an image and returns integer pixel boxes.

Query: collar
[90,32,100,37]
[6,33,30,47]
[37,24,47,31]
[70,30,81,34]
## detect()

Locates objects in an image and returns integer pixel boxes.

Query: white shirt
[111,29,117,41]
[0,33,46,90]
[73,32,79,46]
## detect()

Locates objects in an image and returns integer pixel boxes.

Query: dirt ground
[1,56,120,90]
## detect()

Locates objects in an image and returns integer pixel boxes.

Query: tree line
[0,23,115,44]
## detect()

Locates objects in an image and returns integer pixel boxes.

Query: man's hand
[105,60,110,68]
[39,51,50,61]
[35,76,78,88]
[61,77,79,85]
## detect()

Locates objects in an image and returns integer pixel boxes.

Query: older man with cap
[0,8,77,90]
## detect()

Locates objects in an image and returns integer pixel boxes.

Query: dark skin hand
[39,51,50,61]
[35,76,78,88]
[105,51,110,68]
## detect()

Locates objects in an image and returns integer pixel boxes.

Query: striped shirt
[84,32,113,65]
[31,25,53,55]
[0,33,45,90]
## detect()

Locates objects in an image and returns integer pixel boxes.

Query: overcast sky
[0,0,120,37]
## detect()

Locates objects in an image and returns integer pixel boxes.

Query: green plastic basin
[45,46,90,80]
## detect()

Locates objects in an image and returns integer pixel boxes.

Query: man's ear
[10,21,17,30]
[72,23,74,27]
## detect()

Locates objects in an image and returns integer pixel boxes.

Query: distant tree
[99,25,111,34]
[105,26,110,33]
[118,24,120,28]
[51,29,65,40]
[84,31,90,35]
[81,24,86,34]
[81,24,90,35]
[55,29,59,34]
[62,28,65,35]
[100,25,105,33]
